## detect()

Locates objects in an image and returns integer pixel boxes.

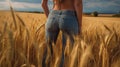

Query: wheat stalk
[8,0,17,30]
[35,23,45,34]
[16,14,26,27]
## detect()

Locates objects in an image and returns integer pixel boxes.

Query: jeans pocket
[61,16,79,35]
[46,16,56,31]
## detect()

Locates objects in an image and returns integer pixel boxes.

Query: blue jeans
[46,10,79,47]
[44,10,79,67]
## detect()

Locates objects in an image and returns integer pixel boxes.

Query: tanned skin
[41,0,83,34]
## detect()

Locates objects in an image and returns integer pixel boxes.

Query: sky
[0,0,120,13]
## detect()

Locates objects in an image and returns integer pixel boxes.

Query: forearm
[74,1,83,33]
[41,0,49,17]
[76,7,83,31]
[42,5,49,17]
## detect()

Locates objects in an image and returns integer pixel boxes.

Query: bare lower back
[53,0,75,10]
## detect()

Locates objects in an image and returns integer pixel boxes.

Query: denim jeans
[44,10,79,67]
[46,10,79,46]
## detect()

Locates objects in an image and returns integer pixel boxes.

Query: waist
[50,10,76,16]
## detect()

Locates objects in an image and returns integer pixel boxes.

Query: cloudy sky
[0,0,120,13]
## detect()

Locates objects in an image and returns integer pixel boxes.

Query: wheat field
[0,10,120,67]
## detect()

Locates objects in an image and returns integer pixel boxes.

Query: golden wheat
[0,2,120,67]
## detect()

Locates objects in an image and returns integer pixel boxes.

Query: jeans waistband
[50,10,76,16]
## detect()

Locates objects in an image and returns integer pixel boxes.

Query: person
[41,0,83,66]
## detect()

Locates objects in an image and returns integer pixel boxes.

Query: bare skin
[41,0,83,34]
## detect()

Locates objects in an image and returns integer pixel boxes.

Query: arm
[41,0,49,17]
[74,0,83,34]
